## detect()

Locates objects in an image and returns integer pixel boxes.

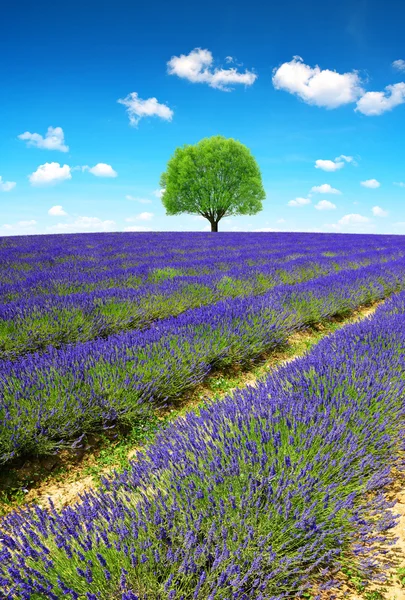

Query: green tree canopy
[160,135,265,231]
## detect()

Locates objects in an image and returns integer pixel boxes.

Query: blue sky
[1,0,405,235]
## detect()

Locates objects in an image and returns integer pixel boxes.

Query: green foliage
[397,566,405,586]
[147,267,183,283]
[160,135,265,231]
[364,592,385,600]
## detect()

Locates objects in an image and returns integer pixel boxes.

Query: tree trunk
[211,220,219,232]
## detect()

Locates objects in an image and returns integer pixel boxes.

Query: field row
[1,232,404,302]
[2,260,405,466]
[2,252,405,360]
[2,291,405,598]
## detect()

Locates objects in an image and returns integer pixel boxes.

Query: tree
[160,135,265,232]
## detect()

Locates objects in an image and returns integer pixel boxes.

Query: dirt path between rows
[341,460,405,600]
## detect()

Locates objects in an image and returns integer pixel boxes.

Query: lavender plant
[2,259,405,465]
[1,292,405,599]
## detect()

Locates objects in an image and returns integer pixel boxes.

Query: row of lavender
[2,291,405,599]
[1,235,405,360]
[0,252,402,360]
[0,232,337,299]
[2,257,405,465]
[2,232,404,302]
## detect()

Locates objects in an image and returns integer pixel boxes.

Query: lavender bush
[1,236,404,360]
[2,232,405,465]
[1,259,405,464]
[1,292,405,599]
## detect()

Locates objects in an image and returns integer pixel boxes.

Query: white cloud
[372,205,388,217]
[118,92,173,126]
[356,83,405,116]
[338,213,370,225]
[29,162,71,186]
[272,56,405,117]
[83,163,117,178]
[125,212,154,222]
[125,195,152,204]
[48,205,67,216]
[276,218,286,223]
[1,220,37,235]
[315,155,355,172]
[253,228,281,232]
[338,154,355,164]
[47,216,116,233]
[315,159,344,172]
[288,197,311,207]
[393,59,405,72]
[18,220,37,227]
[75,216,115,230]
[124,226,153,232]
[311,184,341,194]
[314,200,336,210]
[361,179,380,188]
[18,126,69,152]
[394,181,405,187]
[167,47,257,91]
[0,176,16,192]
[153,188,165,198]
[272,55,364,109]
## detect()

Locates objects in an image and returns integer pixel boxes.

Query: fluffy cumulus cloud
[393,59,405,72]
[153,188,165,198]
[273,56,405,117]
[272,56,364,108]
[47,216,116,233]
[315,159,344,172]
[314,200,336,210]
[287,197,311,207]
[125,212,154,222]
[311,184,341,194]
[355,83,405,116]
[29,162,71,186]
[83,163,117,178]
[0,176,16,192]
[118,92,173,127]
[48,205,67,216]
[167,48,257,91]
[315,155,355,172]
[18,126,69,152]
[338,213,370,225]
[125,195,152,204]
[372,205,388,217]
[361,179,380,188]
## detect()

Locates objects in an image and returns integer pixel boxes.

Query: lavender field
[1,231,405,599]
